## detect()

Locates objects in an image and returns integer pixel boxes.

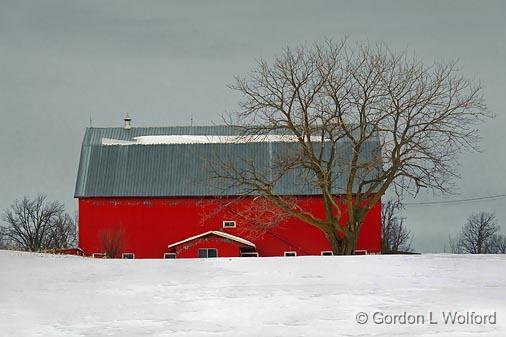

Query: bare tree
[198,196,293,239]
[381,199,412,253]
[449,212,503,254]
[490,234,506,254]
[45,213,77,249]
[99,227,125,258]
[215,39,489,255]
[0,228,7,249]
[1,195,77,251]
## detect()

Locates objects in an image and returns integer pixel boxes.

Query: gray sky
[1,0,505,252]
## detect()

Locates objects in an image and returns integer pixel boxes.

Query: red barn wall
[78,196,381,258]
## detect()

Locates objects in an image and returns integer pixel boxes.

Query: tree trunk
[324,228,357,255]
[337,234,357,255]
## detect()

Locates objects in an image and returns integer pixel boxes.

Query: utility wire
[405,193,506,206]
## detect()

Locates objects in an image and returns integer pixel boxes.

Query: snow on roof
[167,231,256,248]
[102,135,326,145]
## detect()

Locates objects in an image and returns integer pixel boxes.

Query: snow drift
[1,251,505,337]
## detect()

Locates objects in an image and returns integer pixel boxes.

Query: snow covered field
[1,251,505,337]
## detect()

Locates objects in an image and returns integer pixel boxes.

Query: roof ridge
[87,125,230,129]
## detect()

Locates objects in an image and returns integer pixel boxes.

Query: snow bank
[1,250,505,337]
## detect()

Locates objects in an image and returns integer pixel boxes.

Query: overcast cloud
[1,0,505,252]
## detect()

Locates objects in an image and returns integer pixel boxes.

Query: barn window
[198,248,218,258]
[241,252,259,257]
[223,220,236,228]
[321,251,333,256]
[122,253,135,259]
[92,253,106,258]
[284,251,297,257]
[355,250,368,255]
[164,253,176,259]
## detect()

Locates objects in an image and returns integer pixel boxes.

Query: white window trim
[355,250,368,255]
[222,220,236,228]
[122,253,135,259]
[321,251,333,256]
[164,253,176,259]
[284,251,297,257]
[92,253,105,258]
[241,252,259,257]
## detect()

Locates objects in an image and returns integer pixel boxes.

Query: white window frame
[321,251,333,256]
[92,253,105,258]
[222,220,236,228]
[241,252,259,257]
[355,250,368,255]
[164,253,176,259]
[122,253,135,259]
[284,251,297,257]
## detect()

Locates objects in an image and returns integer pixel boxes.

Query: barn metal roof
[74,126,380,197]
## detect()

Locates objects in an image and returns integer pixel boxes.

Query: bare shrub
[381,199,412,253]
[99,227,125,258]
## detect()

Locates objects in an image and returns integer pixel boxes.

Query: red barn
[75,123,382,258]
